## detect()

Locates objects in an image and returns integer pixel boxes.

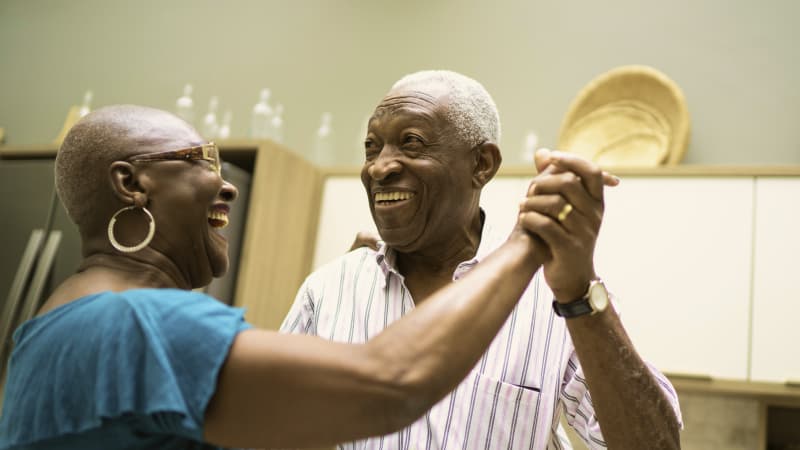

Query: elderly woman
[0,105,548,449]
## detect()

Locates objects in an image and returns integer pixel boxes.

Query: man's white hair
[391,70,501,147]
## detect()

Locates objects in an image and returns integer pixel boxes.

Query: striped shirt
[280,219,681,449]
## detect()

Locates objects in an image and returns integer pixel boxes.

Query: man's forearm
[566,305,681,450]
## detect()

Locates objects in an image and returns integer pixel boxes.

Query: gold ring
[557,203,573,222]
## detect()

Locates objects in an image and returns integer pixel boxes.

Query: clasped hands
[515,149,620,303]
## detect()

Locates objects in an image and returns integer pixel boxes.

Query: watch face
[588,280,609,313]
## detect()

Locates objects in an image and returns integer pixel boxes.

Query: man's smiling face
[360,84,479,253]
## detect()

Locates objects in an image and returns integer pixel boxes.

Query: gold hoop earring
[107,206,155,253]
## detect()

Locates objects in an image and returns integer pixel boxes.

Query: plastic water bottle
[250,88,273,139]
[78,90,93,117]
[270,104,284,143]
[202,96,219,139]
[175,84,195,126]
[218,110,233,139]
[311,112,334,165]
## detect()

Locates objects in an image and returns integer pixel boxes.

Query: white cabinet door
[595,178,753,380]
[313,177,376,269]
[480,178,533,237]
[314,175,755,380]
[482,176,754,379]
[750,178,800,383]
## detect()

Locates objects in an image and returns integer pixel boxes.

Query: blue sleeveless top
[0,289,251,449]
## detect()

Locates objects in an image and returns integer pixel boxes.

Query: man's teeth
[208,211,229,229]
[374,191,415,202]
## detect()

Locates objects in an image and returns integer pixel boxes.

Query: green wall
[1,0,798,165]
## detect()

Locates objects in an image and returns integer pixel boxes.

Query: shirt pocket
[437,373,546,450]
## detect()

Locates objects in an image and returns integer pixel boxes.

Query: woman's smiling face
[125,113,239,288]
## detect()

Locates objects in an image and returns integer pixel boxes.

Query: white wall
[1,0,798,165]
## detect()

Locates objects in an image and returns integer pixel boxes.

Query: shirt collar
[375,239,400,281]
[375,208,502,284]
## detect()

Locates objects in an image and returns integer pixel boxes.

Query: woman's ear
[109,161,147,207]
[472,142,502,188]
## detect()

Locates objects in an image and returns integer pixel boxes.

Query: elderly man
[281,71,682,449]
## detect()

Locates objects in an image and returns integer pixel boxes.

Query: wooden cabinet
[751,178,800,384]
[224,141,323,330]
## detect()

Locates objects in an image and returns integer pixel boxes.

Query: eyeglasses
[127,142,221,175]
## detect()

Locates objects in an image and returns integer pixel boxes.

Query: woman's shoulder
[16,289,234,343]
[103,289,245,335]
[66,288,228,317]
[32,288,217,318]
[120,288,238,316]
[116,288,221,309]
[1,288,239,450]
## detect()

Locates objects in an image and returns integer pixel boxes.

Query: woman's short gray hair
[391,70,501,147]
[55,105,164,231]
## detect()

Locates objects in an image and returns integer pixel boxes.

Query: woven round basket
[557,65,690,167]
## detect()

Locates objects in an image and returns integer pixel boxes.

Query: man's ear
[472,142,502,188]
[109,161,148,207]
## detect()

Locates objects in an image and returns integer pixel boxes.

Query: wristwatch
[552,278,609,318]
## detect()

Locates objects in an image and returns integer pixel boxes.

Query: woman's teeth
[208,211,229,229]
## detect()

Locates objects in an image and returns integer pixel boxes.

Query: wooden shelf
[0,144,62,158]
[667,374,800,405]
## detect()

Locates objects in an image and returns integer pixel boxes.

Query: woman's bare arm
[204,231,542,448]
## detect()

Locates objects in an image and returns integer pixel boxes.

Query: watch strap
[552,298,594,318]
